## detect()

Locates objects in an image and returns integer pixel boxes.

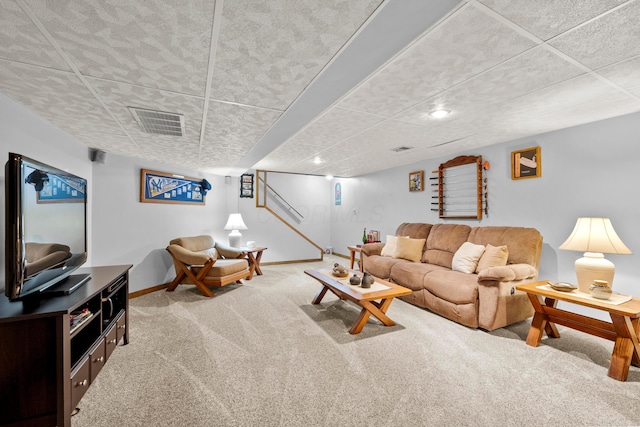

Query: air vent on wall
[391,146,413,153]
[128,107,185,136]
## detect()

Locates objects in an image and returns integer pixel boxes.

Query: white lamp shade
[223,213,247,231]
[559,217,631,292]
[559,217,631,254]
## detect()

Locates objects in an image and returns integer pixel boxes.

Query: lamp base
[574,252,615,293]
[228,230,242,248]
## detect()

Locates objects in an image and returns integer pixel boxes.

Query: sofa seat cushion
[364,255,409,280]
[423,270,479,304]
[389,262,448,291]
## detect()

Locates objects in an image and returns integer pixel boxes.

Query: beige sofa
[361,223,543,331]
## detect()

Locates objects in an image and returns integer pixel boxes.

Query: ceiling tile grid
[24,0,215,95]
[211,0,383,109]
[336,4,538,118]
[0,1,71,71]
[1,0,640,178]
[0,61,119,135]
[478,0,629,41]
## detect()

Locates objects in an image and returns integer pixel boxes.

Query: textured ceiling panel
[24,0,215,95]
[0,61,117,134]
[337,4,537,117]
[479,0,628,41]
[597,57,640,98]
[212,0,383,109]
[0,1,70,70]
[199,101,282,167]
[394,46,586,126]
[549,1,640,70]
[89,78,205,142]
[2,1,640,178]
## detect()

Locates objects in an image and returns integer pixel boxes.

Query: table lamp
[559,217,631,293]
[224,213,247,248]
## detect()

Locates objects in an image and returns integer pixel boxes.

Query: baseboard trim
[130,283,168,299]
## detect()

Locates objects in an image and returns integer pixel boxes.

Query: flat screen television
[4,152,89,301]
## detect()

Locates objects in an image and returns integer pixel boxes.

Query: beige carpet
[73,256,640,426]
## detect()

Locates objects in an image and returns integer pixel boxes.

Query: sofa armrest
[167,244,214,266]
[215,242,244,259]
[477,263,538,284]
[361,242,385,257]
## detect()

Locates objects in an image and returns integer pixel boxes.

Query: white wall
[4,89,640,303]
[331,111,640,314]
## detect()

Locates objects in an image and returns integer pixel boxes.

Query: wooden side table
[347,245,363,272]
[516,281,640,381]
[241,247,267,280]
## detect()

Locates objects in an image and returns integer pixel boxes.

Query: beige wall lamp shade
[223,213,248,248]
[559,217,631,292]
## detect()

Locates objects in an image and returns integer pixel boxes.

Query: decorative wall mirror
[431,155,487,219]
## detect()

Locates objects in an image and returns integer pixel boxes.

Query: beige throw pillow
[381,235,399,257]
[381,235,425,262]
[476,244,509,273]
[452,242,486,273]
[394,236,426,262]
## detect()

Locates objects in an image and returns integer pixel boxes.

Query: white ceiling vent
[391,146,413,153]
[128,107,185,136]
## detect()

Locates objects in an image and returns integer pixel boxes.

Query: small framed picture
[409,170,424,192]
[511,146,541,180]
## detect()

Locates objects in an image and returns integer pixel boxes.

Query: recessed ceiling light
[428,109,451,119]
[313,157,322,164]
[325,175,333,180]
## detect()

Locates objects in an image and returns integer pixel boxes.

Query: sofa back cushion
[395,223,433,241]
[467,226,542,268]
[422,224,472,268]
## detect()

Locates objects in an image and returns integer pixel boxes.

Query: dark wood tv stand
[0,265,132,427]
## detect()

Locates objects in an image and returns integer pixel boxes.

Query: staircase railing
[256,170,324,260]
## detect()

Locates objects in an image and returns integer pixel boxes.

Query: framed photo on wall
[409,170,424,192]
[511,146,541,180]
[240,173,254,198]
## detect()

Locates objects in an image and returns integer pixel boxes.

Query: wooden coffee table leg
[312,286,329,305]
[349,298,396,334]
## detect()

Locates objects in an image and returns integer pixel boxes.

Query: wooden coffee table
[305,269,411,334]
[516,281,640,381]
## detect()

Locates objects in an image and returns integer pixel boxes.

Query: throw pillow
[476,244,508,273]
[452,242,486,273]
[381,235,399,257]
[394,236,426,262]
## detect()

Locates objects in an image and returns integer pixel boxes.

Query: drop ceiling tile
[549,1,640,70]
[24,0,215,95]
[286,107,385,147]
[200,101,282,167]
[338,5,537,117]
[0,61,117,134]
[478,0,628,41]
[89,78,205,143]
[212,0,383,110]
[0,2,70,70]
[597,56,640,98]
[395,46,586,125]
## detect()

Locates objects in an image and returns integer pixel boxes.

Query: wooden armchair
[166,235,250,297]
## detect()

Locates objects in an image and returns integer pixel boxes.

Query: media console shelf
[0,264,132,427]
